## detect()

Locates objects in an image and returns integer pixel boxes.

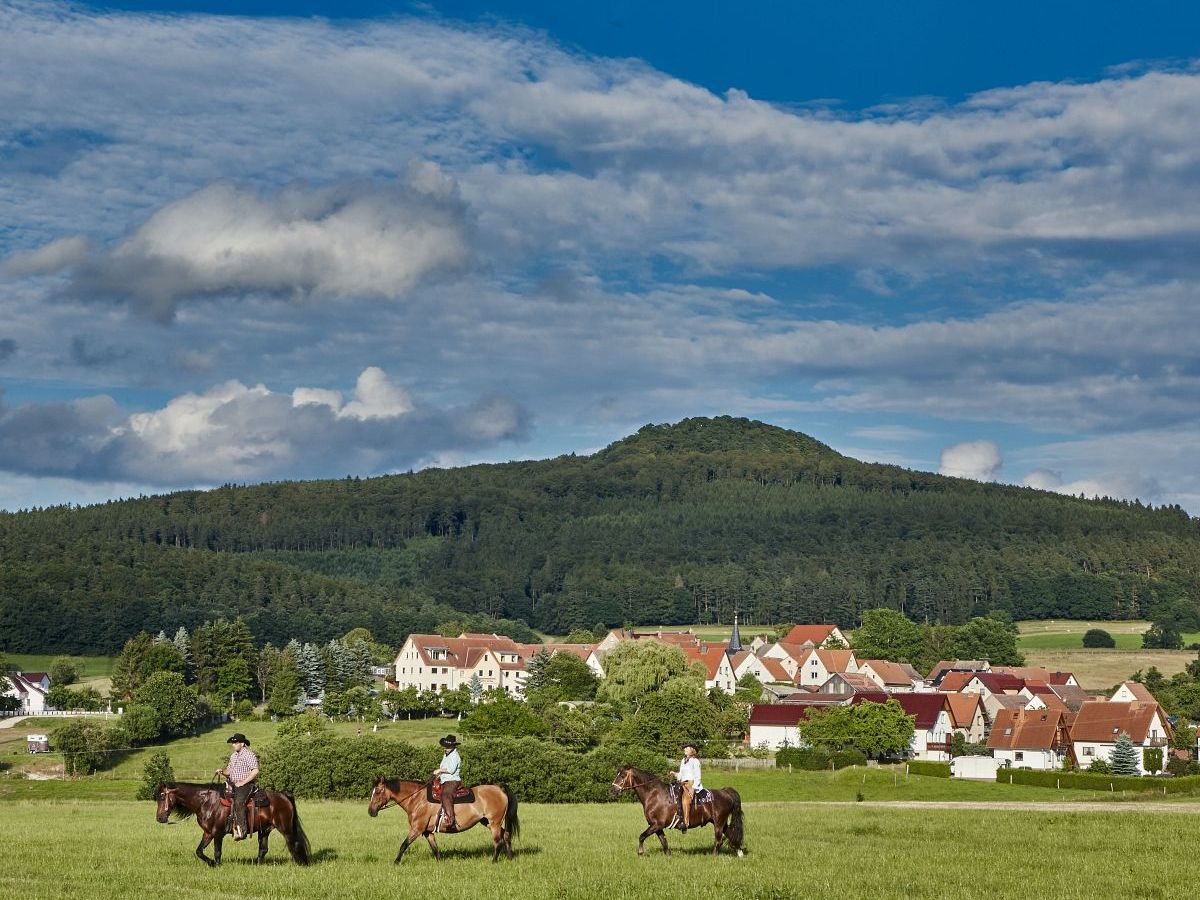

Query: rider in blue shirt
[432,734,462,830]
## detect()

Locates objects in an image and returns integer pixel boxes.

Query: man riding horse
[431,734,462,831]
[215,732,258,841]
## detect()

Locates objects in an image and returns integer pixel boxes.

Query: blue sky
[1,0,1199,511]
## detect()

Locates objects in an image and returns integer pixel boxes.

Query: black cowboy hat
[438,734,460,749]
[227,733,250,746]
[681,741,699,751]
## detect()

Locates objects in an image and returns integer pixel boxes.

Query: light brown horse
[367,777,519,863]
[154,781,310,867]
[610,765,745,857]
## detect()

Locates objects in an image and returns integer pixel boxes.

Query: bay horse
[367,777,519,863]
[610,765,745,857]
[154,781,310,867]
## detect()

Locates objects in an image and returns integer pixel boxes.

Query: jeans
[439,780,459,829]
[232,781,254,834]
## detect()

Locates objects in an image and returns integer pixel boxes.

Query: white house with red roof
[857,659,924,693]
[779,624,849,648]
[3,672,49,714]
[988,708,1070,770]
[683,642,738,694]
[1070,701,1172,774]
[1110,681,1155,704]
[792,648,858,689]
[393,633,534,697]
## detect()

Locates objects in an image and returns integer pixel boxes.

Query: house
[793,648,858,689]
[393,633,530,698]
[992,666,1078,687]
[1110,681,1155,704]
[748,701,846,750]
[818,672,883,696]
[988,708,1070,770]
[857,659,923,693]
[2,672,49,714]
[1047,683,1094,712]
[981,692,1032,723]
[683,642,738,694]
[779,624,849,648]
[927,659,991,685]
[730,651,792,685]
[852,692,952,761]
[944,693,987,744]
[1070,701,1172,774]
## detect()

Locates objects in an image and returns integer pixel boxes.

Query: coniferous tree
[1110,732,1141,775]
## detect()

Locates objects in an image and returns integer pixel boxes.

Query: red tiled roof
[851,692,944,729]
[1115,681,1155,702]
[944,693,982,728]
[859,659,917,686]
[969,673,1026,694]
[781,625,839,646]
[937,672,976,693]
[1070,701,1168,743]
[987,708,1065,751]
[684,642,730,679]
[749,703,831,726]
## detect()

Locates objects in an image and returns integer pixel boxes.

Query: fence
[700,757,776,770]
[0,709,121,718]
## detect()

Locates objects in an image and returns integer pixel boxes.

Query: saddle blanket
[428,782,476,804]
[669,784,711,804]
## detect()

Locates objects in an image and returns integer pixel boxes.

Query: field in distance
[2,786,1200,900]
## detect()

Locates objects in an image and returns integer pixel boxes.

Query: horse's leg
[424,831,441,862]
[213,831,225,866]
[256,826,271,864]
[712,820,725,856]
[195,831,216,868]
[490,819,504,863]
[394,828,419,865]
[637,823,658,857]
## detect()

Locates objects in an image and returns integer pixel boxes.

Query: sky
[1,0,1199,512]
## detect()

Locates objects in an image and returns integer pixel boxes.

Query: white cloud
[0,369,527,486]
[939,440,1002,481]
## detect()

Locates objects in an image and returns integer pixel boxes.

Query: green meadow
[2,785,1200,900]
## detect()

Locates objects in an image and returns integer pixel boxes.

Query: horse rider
[675,741,703,833]
[215,732,259,840]
[431,734,462,831]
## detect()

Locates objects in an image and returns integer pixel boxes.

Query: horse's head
[154,783,176,824]
[609,765,635,798]
[367,776,390,817]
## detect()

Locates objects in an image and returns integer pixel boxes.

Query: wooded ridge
[2,416,1196,653]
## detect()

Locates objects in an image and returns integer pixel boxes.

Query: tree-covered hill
[2,417,1197,653]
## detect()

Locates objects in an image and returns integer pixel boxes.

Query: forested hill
[2,416,1198,654]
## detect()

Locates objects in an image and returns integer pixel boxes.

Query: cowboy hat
[680,741,699,751]
[227,733,250,746]
[438,734,460,749]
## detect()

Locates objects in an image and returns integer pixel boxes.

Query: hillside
[2,416,1198,653]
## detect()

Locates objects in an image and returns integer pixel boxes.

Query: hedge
[776,747,867,770]
[259,732,670,802]
[907,760,951,778]
[996,768,1200,794]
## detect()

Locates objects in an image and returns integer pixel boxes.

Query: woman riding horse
[367,776,519,863]
[610,765,745,857]
[154,781,310,867]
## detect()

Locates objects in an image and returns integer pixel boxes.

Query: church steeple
[729,610,743,653]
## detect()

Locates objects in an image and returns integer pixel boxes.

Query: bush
[136,751,175,800]
[1167,757,1200,777]
[232,698,255,720]
[45,685,105,712]
[1143,747,1164,774]
[259,732,437,800]
[907,760,951,778]
[1087,758,1112,774]
[56,720,126,775]
[776,747,867,770]
[1082,629,1116,648]
[996,769,1200,793]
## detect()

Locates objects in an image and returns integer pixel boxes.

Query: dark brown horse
[610,765,745,857]
[367,777,519,863]
[154,781,311,867]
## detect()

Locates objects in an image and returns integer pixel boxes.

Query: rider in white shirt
[675,741,703,832]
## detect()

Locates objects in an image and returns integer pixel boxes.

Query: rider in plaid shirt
[216,733,259,840]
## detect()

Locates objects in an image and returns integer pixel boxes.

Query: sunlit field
[3,787,1200,900]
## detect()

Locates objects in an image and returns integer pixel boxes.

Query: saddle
[669,783,711,805]
[220,786,270,809]
[428,782,475,804]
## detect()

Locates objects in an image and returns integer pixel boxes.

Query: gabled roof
[21,672,49,683]
[813,649,856,673]
[859,659,919,686]
[536,643,595,661]
[781,625,840,646]
[987,708,1065,751]
[1070,701,1168,744]
[992,694,1030,711]
[1048,684,1093,712]
[823,672,881,693]
[928,660,990,682]
[1113,681,1155,703]
[968,673,1026,694]
[760,657,792,682]
[937,672,977,693]
[683,642,731,680]
[993,666,1075,685]
[849,692,944,729]
[750,702,839,726]
[944,693,983,728]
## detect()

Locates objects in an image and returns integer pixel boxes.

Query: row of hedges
[907,760,951,778]
[258,731,670,802]
[776,747,867,770]
[997,769,1200,794]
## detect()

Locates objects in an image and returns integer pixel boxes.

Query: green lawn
[1,790,1199,899]
[5,654,116,678]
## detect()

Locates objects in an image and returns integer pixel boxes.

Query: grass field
[2,787,1200,900]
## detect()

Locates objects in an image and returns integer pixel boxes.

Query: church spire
[729,610,743,653]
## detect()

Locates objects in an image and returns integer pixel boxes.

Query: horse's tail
[502,785,520,841]
[725,788,745,851]
[285,793,311,866]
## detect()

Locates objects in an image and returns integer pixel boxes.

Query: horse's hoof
[736,849,745,858]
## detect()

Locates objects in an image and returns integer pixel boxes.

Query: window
[1083,746,1095,757]
[1015,752,1024,761]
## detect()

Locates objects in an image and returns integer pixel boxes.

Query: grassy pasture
[1021,648,1193,689]
[3,791,1200,900]
[5,653,116,678]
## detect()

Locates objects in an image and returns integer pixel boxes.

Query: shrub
[232,698,255,720]
[776,747,867,770]
[56,720,126,775]
[137,751,175,800]
[1143,747,1164,774]
[1088,758,1112,774]
[997,768,1200,794]
[907,760,951,778]
[259,732,437,800]
[1082,629,1116,648]
[1167,757,1200,777]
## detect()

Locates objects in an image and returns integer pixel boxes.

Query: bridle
[610,769,655,793]
[371,779,434,813]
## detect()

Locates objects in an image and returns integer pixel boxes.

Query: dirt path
[0,716,27,729]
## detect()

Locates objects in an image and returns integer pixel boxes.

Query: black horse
[610,765,745,857]
[154,781,310,867]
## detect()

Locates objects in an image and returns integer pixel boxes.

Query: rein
[377,779,435,811]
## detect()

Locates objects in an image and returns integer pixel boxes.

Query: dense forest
[2,417,1198,653]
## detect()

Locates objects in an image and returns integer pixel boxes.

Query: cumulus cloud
[0,369,527,486]
[939,440,1003,481]
[1021,467,1164,503]
[15,170,469,319]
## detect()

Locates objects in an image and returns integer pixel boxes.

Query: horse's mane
[382,777,422,792]
[161,781,224,820]
[624,766,666,786]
